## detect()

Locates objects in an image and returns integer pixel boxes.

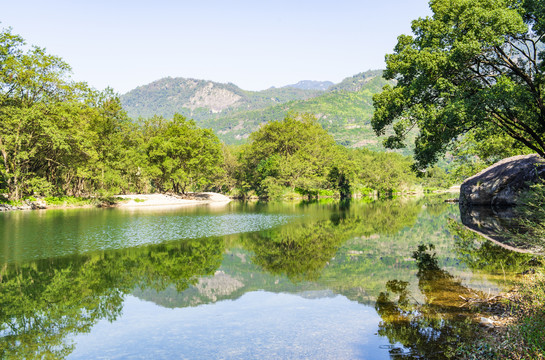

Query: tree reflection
[0,237,224,359]
[243,199,422,282]
[375,244,480,359]
[243,221,345,281]
[0,198,434,357]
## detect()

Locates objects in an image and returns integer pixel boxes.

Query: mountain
[201,71,397,150]
[120,77,322,120]
[327,69,384,92]
[283,80,334,91]
[120,70,400,151]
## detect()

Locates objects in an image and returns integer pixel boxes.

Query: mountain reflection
[0,238,224,358]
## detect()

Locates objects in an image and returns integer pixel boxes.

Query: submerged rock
[459,154,545,207]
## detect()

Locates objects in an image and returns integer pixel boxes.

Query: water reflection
[376,244,479,359]
[450,219,539,281]
[0,197,538,359]
[459,205,543,254]
[0,238,224,358]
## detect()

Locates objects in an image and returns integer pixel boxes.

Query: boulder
[459,154,545,207]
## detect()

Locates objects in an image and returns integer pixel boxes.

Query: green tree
[237,113,338,198]
[0,27,140,200]
[142,114,224,194]
[448,127,534,180]
[0,27,82,199]
[373,0,545,170]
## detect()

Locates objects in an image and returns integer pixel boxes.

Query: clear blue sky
[2,0,431,94]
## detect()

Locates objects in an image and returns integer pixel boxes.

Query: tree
[142,114,224,194]
[0,27,140,200]
[0,27,106,200]
[238,113,338,198]
[372,0,545,170]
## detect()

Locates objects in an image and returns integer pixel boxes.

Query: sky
[2,0,432,94]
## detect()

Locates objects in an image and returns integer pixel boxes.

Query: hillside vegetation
[121,70,396,150]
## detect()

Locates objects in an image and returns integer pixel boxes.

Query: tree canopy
[237,113,339,197]
[0,27,225,201]
[372,0,545,169]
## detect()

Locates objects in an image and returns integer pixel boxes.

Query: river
[0,196,534,359]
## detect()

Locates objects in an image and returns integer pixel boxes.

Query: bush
[44,196,95,206]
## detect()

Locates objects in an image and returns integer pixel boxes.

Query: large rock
[459,154,545,207]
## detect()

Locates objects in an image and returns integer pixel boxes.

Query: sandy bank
[116,192,231,208]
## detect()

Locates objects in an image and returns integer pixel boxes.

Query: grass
[516,271,545,357]
[457,270,545,360]
[44,196,96,206]
[1,194,128,208]
[0,195,37,206]
[44,195,124,207]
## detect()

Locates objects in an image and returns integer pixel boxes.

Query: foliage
[0,26,454,202]
[448,127,534,181]
[43,196,96,206]
[236,114,338,198]
[233,114,427,199]
[420,165,455,190]
[0,27,140,200]
[141,114,224,194]
[373,0,545,170]
[0,27,225,200]
[516,271,545,358]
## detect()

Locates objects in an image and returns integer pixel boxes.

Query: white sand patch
[116,192,230,208]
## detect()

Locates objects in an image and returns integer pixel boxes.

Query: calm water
[0,197,535,359]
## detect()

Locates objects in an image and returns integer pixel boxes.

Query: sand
[116,192,231,208]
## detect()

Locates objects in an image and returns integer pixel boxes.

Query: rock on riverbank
[459,154,545,207]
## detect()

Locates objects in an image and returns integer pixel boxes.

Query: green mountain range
[120,70,395,149]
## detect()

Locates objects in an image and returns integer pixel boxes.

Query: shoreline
[0,188,459,212]
[0,192,231,212]
[115,193,231,208]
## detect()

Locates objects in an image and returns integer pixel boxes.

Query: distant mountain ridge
[327,69,384,92]
[283,80,334,91]
[120,70,399,151]
[200,71,398,150]
[121,77,322,120]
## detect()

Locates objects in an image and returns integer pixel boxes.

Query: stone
[30,199,47,209]
[459,154,545,207]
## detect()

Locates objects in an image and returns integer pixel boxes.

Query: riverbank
[116,193,231,208]
[461,270,545,359]
[0,192,231,211]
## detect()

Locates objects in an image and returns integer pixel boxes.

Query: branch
[506,38,536,70]
[494,46,538,95]
[490,111,545,154]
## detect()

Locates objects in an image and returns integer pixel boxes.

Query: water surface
[0,197,535,359]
